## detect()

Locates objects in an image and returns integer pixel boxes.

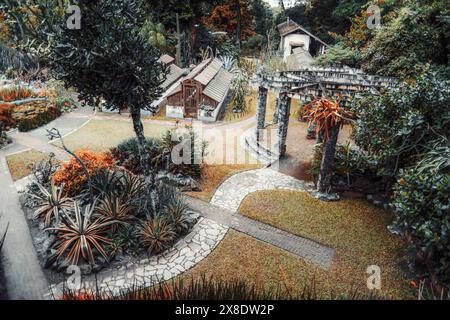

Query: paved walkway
[47,217,228,298]
[0,107,95,299]
[0,152,48,299]
[186,196,334,269]
[211,167,315,211]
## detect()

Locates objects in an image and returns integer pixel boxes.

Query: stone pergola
[253,66,395,158]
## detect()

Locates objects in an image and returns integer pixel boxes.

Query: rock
[190,179,201,191]
[312,191,340,201]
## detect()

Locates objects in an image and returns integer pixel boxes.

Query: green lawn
[51,119,172,152]
[6,149,55,181]
[233,190,415,298]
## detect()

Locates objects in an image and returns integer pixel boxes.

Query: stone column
[255,86,268,141]
[273,97,280,124]
[277,92,291,157]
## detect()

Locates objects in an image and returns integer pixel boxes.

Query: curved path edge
[46,217,228,299]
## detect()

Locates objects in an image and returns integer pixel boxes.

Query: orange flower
[54,150,115,196]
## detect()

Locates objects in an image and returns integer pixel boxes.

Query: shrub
[139,216,176,255]
[309,143,377,184]
[110,137,163,175]
[0,103,15,128]
[159,185,195,235]
[28,152,60,187]
[391,167,450,285]
[0,86,34,102]
[17,106,61,132]
[54,151,115,196]
[108,225,141,257]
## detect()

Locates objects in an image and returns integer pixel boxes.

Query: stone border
[46,217,229,299]
[211,168,315,212]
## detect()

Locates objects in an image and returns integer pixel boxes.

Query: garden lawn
[6,149,54,181]
[230,190,415,298]
[185,164,262,202]
[51,119,172,152]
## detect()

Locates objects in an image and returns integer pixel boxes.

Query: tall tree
[2,0,166,211]
[203,0,255,45]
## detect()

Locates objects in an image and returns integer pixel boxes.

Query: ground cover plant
[238,190,415,298]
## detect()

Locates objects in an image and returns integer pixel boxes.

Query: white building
[277,18,327,68]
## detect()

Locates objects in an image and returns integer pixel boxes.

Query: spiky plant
[88,169,120,199]
[219,55,237,72]
[139,217,176,255]
[96,194,134,231]
[119,171,147,199]
[303,96,354,194]
[46,202,115,266]
[163,195,195,235]
[29,179,72,227]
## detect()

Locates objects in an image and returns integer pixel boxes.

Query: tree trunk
[317,124,340,193]
[235,0,242,52]
[130,107,159,214]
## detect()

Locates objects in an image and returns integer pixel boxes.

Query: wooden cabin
[165,58,234,121]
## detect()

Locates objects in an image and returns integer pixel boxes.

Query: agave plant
[219,55,237,72]
[29,179,72,227]
[139,217,176,255]
[96,193,134,231]
[119,171,147,199]
[163,194,195,235]
[46,201,115,266]
[88,169,120,199]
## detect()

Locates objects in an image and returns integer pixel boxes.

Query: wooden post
[255,86,268,141]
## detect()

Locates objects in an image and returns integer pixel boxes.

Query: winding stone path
[46,217,228,298]
[211,167,315,211]
[187,196,334,269]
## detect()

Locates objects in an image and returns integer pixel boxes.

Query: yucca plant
[46,201,115,266]
[96,193,134,231]
[29,179,72,227]
[139,217,176,255]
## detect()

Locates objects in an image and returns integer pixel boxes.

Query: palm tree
[304,96,353,195]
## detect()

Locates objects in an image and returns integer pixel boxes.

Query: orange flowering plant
[54,150,115,196]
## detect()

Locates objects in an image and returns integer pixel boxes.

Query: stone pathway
[0,152,49,299]
[46,217,228,298]
[211,167,315,211]
[186,196,334,269]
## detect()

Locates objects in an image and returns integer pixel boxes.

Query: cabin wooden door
[184,86,198,117]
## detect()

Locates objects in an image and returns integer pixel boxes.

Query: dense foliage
[314,0,449,77]
[392,163,450,284]
[352,67,450,181]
